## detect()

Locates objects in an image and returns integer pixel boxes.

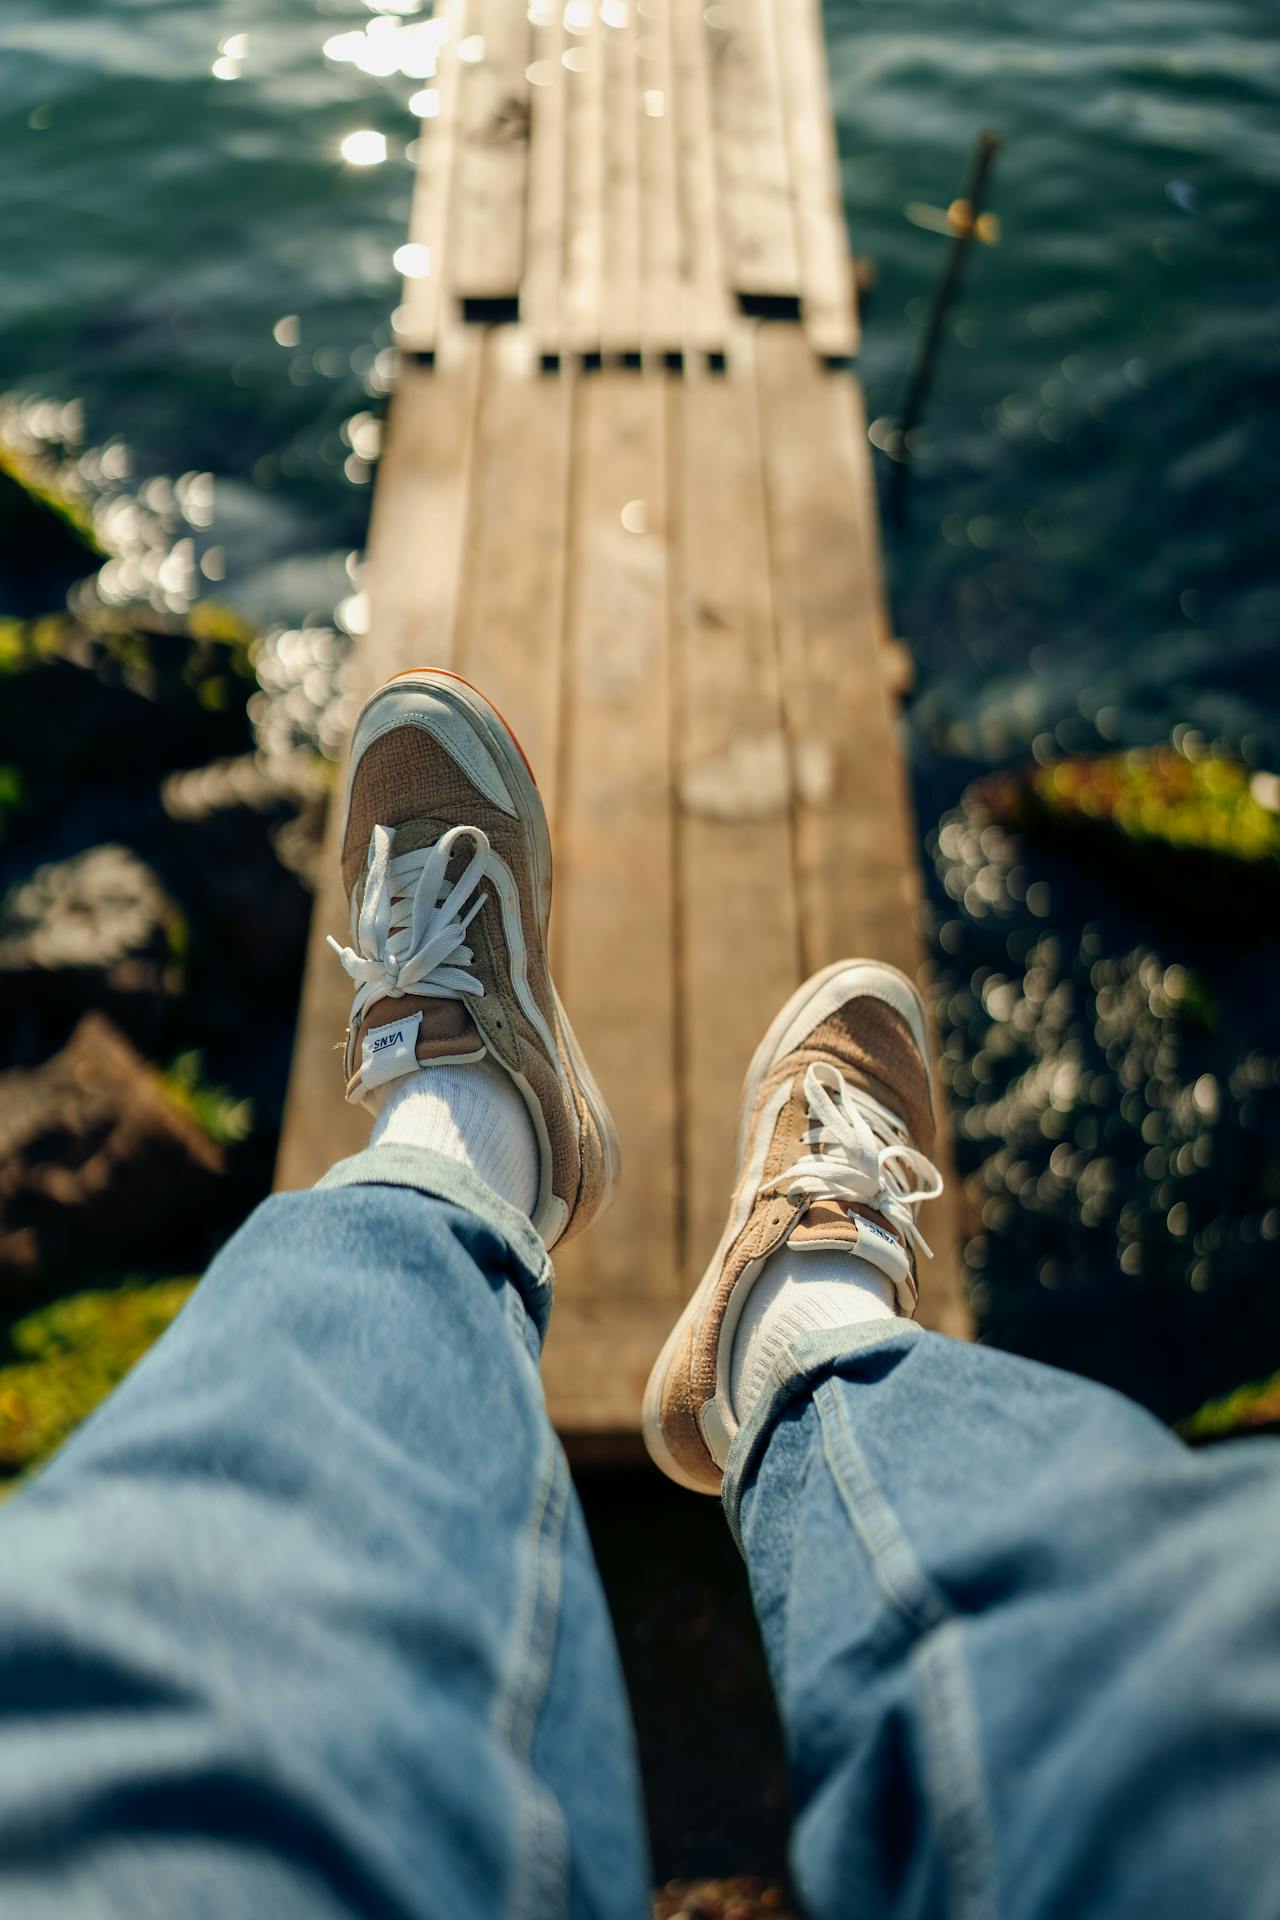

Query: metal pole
[889,131,1000,523]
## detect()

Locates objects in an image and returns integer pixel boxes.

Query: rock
[0,844,184,1062]
[160,749,328,893]
[1178,1369,1280,1445]
[0,441,103,618]
[978,745,1280,937]
[153,755,321,1004]
[0,607,256,807]
[0,1014,225,1305]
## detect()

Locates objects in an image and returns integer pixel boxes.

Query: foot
[642,960,942,1492]
[327,669,620,1249]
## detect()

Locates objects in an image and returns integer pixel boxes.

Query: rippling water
[821,0,1280,1410]
[3,0,1278,1413]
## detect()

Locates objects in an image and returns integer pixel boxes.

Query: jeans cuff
[720,1317,927,1550]
[315,1143,556,1339]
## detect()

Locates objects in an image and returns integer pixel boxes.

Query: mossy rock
[0,608,256,809]
[981,746,1280,937]
[0,1277,196,1491]
[1178,1369,1280,1445]
[0,449,103,618]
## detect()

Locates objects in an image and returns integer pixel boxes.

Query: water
[830,0,1280,769]
[822,0,1280,1414]
[2,0,1278,1416]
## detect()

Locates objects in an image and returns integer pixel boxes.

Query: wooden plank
[549,372,679,1310]
[707,0,800,303]
[754,325,968,1336]
[844,375,900,668]
[755,330,913,975]
[522,3,569,357]
[362,342,484,691]
[772,0,858,359]
[672,347,801,1277]
[599,0,641,356]
[637,0,682,359]
[273,795,369,1191]
[397,0,468,356]
[669,0,730,354]
[561,0,605,355]
[542,1300,682,1437]
[275,345,483,1193]
[450,0,533,305]
[452,329,571,821]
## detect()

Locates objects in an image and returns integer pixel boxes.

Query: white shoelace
[327,823,490,1029]
[763,1060,943,1261]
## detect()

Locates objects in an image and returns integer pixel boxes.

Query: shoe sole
[641,959,932,1493]
[341,668,622,1218]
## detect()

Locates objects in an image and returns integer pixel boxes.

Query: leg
[645,958,1280,1917]
[0,1170,650,1918]
[729,1324,1280,1920]
[0,666,650,1917]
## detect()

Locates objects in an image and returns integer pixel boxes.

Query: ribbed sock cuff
[369,1056,540,1219]
[729,1246,896,1425]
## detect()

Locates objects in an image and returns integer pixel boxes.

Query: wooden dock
[276,0,970,1451]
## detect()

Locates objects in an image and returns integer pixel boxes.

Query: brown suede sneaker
[327,669,619,1249]
[643,960,942,1493]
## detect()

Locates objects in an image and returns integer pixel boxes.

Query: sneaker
[327,669,620,1249]
[642,960,942,1492]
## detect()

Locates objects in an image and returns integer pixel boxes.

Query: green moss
[1178,1369,1280,1444]
[1041,749,1279,861]
[0,1279,198,1491]
[186,599,257,674]
[0,608,257,800]
[0,764,22,841]
[158,1050,253,1146]
[977,745,1280,941]
[1002,747,1280,866]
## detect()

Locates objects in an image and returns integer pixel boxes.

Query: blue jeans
[0,1144,1277,1918]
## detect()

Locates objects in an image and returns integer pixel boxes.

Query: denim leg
[0,1176,650,1920]
[726,1322,1280,1920]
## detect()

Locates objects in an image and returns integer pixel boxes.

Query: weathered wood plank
[449,0,533,305]
[669,0,730,353]
[362,341,484,691]
[398,0,468,356]
[599,0,642,355]
[672,348,801,1278]
[522,4,569,357]
[550,372,679,1304]
[453,329,571,822]
[772,0,859,359]
[754,324,967,1335]
[707,0,799,303]
[273,795,369,1191]
[275,346,483,1193]
[637,0,683,359]
[561,1,606,355]
[541,1299,682,1436]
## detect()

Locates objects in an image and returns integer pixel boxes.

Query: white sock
[369,1055,540,1219]
[729,1245,896,1426]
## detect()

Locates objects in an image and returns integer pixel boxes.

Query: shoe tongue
[787,1199,863,1251]
[782,1198,909,1290]
[358,995,483,1061]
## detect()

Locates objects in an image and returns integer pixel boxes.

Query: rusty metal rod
[890,130,1001,522]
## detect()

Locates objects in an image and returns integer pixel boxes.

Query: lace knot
[761,1060,942,1262]
[327,822,490,1028]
